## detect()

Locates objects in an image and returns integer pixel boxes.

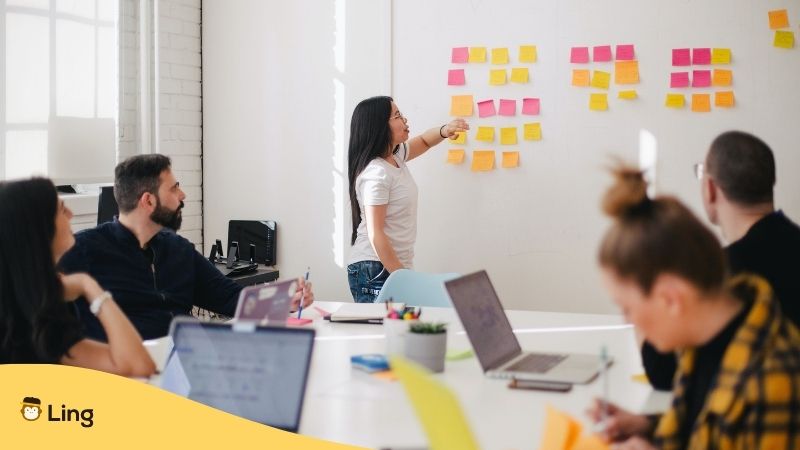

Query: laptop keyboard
[506,353,568,373]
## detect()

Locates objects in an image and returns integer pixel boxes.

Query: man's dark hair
[706,131,775,205]
[114,154,172,213]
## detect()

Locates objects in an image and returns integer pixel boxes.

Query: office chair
[375,269,461,307]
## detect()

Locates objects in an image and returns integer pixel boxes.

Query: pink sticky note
[451,47,469,63]
[448,69,465,86]
[522,98,540,115]
[670,72,690,88]
[615,44,635,60]
[672,48,691,66]
[477,99,497,118]
[287,317,313,326]
[692,70,711,87]
[692,48,711,65]
[498,99,516,116]
[570,47,590,63]
[593,45,612,62]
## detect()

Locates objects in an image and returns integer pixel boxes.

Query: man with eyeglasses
[641,130,800,391]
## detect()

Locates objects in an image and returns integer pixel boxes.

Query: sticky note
[477,99,496,118]
[448,69,465,86]
[769,9,790,29]
[510,67,529,83]
[692,70,712,87]
[450,95,474,116]
[614,60,639,84]
[522,97,541,115]
[589,93,608,111]
[615,44,635,61]
[502,152,519,168]
[593,45,612,62]
[774,30,795,49]
[475,126,495,142]
[469,47,487,63]
[491,47,509,64]
[665,93,685,108]
[712,69,732,86]
[632,373,650,384]
[711,48,731,64]
[500,127,517,145]
[570,46,590,63]
[618,90,637,99]
[572,434,611,450]
[523,122,542,141]
[471,151,495,172]
[498,99,516,116]
[672,48,691,66]
[590,70,611,89]
[670,72,690,88]
[489,69,507,85]
[539,406,583,450]
[693,48,711,65]
[691,93,711,112]
[446,149,465,164]
[451,47,469,63]
[715,91,735,108]
[519,45,537,63]
[449,131,466,144]
[572,69,590,87]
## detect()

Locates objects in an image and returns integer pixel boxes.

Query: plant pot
[403,331,447,373]
[384,318,418,356]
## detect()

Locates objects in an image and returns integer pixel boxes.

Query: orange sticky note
[510,67,529,83]
[590,70,611,89]
[450,95,474,116]
[711,48,731,64]
[572,69,590,87]
[471,151,495,172]
[501,151,519,168]
[769,9,789,29]
[491,47,509,64]
[774,30,795,49]
[691,93,711,112]
[618,90,637,100]
[500,127,517,145]
[715,91,735,108]
[468,47,486,63]
[449,131,466,144]
[539,406,582,450]
[519,45,538,63]
[489,69,507,85]
[523,123,542,141]
[665,93,685,108]
[712,69,732,86]
[475,126,494,142]
[447,149,465,164]
[614,60,639,84]
[572,434,611,450]
[589,93,608,111]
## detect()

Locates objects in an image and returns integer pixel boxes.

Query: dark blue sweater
[59,220,242,340]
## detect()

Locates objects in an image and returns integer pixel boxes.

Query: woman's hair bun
[602,164,649,218]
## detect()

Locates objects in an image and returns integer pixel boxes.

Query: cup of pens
[383,302,421,356]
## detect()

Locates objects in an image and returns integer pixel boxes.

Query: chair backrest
[375,269,461,307]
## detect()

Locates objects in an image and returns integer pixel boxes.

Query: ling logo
[21,397,42,421]
[19,396,95,428]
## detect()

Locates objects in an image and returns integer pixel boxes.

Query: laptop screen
[445,271,522,371]
[162,320,315,432]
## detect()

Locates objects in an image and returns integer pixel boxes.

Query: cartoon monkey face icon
[21,397,42,421]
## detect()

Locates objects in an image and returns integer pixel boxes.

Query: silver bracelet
[90,291,112,316]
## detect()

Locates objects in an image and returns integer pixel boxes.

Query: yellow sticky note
[502,151,519,168]
[572,69,590,87]
[471,151,495,172]
[712,69,732,86]
[769,9,790,30]
[614,60,639,84]
[715,91,735,108]
[469,47,486,63]
[590,70,611,89]
[391,357,480,450]
[691,93,711,112]
[450,95,474,116]
[618,90,637,100]
[510,67,529,83]
[523,123,542,141]
[475,126,495,142]
[489,69,507,85]
[500,127,517,145]
[774,30,795,49]
[572,434,611,450]
[665,93,685,108]
[539,406,583,450]
[519,45,538,63]
[447,149,466,164]
[491,47,509,64]
[589,93,608,111]
[449,131,467,144]
[632,373,650,384]
[711,48,731,64]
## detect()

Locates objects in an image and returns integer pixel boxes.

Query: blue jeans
[347,260,389,303]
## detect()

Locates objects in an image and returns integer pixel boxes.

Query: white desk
[146,301,670,450]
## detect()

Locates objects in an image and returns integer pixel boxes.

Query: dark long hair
[348,96,394,245]
[0,178,82,362]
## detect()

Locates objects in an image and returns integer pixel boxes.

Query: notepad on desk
[328,303,402,323]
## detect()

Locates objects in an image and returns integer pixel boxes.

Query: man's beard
[150,198,184,231]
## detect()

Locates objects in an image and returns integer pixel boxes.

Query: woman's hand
[610,436,658,450]
[585,398,653,442]
[442,118,469,138]
[60,273,104,302]
[290,278,315,311]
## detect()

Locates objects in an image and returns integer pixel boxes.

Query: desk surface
[145,301,669,450]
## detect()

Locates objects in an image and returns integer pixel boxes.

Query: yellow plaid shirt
[653,274,800,450]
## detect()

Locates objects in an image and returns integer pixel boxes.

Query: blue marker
[297,267,310,319]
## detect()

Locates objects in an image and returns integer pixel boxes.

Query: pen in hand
[297,266,310,319]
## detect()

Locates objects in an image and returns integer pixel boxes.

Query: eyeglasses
[693,162,704,180]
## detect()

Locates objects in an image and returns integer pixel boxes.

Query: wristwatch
[90,291,112,316]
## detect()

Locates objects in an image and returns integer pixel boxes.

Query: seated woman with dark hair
[0,178,155,376]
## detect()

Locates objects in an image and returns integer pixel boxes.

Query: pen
[297,266,310,319]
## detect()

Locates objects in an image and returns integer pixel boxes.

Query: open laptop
[445,271,605,384]
[233,279,296,325]
[159,318,315,432]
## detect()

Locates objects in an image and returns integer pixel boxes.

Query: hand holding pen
[297,267,311,319]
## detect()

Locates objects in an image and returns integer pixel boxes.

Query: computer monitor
[227,220,277,266]
[97,186,119,225]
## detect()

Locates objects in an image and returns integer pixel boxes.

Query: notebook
[328,302,399,323]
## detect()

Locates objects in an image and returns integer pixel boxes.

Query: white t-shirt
[348,143,418,269]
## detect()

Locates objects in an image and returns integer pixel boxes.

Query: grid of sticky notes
[570,44,640,111]
[666,47,734,111]
[769,9,795,49]
[449,45,542,171]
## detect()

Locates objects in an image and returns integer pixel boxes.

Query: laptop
[159,318,315,432]
[445,271,605,384]
[234,279,296,325]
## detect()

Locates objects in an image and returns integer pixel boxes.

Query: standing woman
[0,178,155,376]
[347,96,468,303]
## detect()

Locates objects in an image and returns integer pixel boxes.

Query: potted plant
[403,322,448,373]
